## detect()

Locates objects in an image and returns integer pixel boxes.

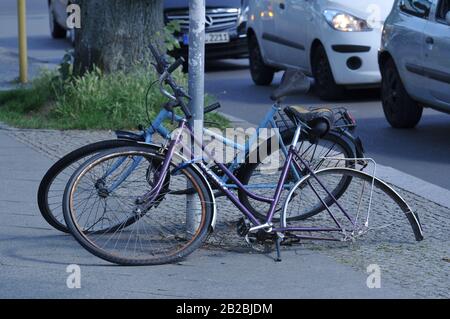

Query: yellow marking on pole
[17,0,28,83]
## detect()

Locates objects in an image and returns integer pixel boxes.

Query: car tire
[311,45,345,101]
[249,35,275,86]
[381,58,423,129]
[49,3,67,39]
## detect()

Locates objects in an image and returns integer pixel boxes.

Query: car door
[257,0,280,64]
[422,0,450,105]
[274,0,309,69]
[393,0,433,99]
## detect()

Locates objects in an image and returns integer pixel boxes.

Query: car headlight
[323,10,372,32]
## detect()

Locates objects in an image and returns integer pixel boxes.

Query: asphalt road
[1,0,449,189]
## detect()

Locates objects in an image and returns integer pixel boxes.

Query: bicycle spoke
[65,148,212,265]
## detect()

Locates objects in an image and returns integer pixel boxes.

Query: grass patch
[0,67,229,130]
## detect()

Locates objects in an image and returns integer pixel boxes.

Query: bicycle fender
[282,167,424,242]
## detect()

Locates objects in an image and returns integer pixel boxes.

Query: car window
[436,0,450,20]
[399,0,433,19]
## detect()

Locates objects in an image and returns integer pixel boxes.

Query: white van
[247,0,394,100]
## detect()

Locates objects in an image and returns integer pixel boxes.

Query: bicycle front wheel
[281,168,424,243]
[63,145,214,265]
[37,139,142,233]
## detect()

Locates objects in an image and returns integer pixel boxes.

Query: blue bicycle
[38,61,363,233]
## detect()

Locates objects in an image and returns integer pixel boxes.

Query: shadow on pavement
[0,233,112,267]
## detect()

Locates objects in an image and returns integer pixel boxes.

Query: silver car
[379,0,450,128]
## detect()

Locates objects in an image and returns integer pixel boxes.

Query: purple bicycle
[62,46,424,265]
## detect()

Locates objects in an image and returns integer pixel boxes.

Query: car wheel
[311,45,345,100]
[381,58,423,129]
[248,35,275,86]
[49,3,67,39]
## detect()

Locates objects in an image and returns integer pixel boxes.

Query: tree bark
[74,0,164,74]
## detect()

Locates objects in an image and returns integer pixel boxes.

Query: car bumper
[323,29,383,86]
[172,33,248,60]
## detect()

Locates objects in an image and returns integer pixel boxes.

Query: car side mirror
[446,11,450,25]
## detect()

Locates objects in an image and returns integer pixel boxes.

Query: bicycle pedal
[237,217,251,237]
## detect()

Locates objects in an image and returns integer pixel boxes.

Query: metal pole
[188,0,205,126]
[17,0,28,84]
[186,0,205,235]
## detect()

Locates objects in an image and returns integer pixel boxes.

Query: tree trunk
[74,0,164,74]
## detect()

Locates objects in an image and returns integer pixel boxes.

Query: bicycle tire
[37,139,146,233]
[63,145,214,265]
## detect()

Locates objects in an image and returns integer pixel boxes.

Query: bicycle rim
[63,146,213,265]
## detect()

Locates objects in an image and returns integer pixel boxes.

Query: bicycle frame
[139,119,356,240]
[144,103,298,185]
[104,103,301,193]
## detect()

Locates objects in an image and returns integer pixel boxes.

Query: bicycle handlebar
[167,57,185,74]
[148,43,192,119]
[149,43,166,74]
[204,102,221,114]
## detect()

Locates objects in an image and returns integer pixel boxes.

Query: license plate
[205,32,230,44]
[182,32,230,45]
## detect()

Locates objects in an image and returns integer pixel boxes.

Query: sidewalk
[1,125,449,298]
[0,128,428,299]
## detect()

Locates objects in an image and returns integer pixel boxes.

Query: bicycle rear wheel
[238,131,355,221]
[281,168,423,243]
[63,145,214,265]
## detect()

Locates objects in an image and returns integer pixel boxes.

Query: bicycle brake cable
[145,79,159,125]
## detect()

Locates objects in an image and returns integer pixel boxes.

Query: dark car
[48,0,249,60]
[165,0,249,60]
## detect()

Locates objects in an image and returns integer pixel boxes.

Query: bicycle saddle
[284,106,334,138]
[271,69,311,101]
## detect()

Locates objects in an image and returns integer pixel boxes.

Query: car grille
[166,8,240,32]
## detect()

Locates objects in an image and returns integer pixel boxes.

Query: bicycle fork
[135,121,187,213]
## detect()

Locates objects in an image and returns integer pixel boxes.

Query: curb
[376,164,450,209]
